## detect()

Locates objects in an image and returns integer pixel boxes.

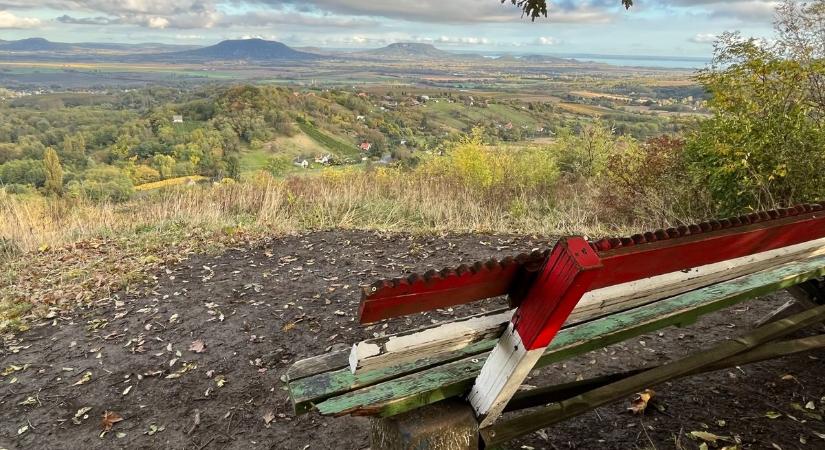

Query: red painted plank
[358,208,825,323]
[512,237,602,350]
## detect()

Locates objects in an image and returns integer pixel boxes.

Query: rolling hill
[356,42,455,59]
[0,38,72,51]
[163,39,319,61]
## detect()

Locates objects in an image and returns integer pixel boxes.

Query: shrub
[0,159,47,187]
[80,166,134,202]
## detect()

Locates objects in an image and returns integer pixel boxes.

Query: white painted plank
[467,323,543,427]
[349,238,825,377]
[349,309,514,374]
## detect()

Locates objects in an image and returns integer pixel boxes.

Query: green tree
[686,0,825,213]
[43,147,64,196]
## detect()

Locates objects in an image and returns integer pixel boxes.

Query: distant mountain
[0,37,197,55]
[520,54,570,63]
[358,43,454,59]
[0,38,72,51]
[165,39,318,61]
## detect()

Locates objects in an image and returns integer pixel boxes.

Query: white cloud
[535,36,560,45]
[147,16,169,28]
[0,10,41,28]
[690,32,717,43]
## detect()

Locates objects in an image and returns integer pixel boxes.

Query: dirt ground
[2,230,825,450]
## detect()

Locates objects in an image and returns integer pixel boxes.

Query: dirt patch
[1,230,824,450]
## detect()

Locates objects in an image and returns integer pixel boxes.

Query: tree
[505,0,632,21]
[685,0,825,213]
[43,147,64,196]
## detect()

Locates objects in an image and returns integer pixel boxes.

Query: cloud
[535,36,560,45]
[689,32,717,43]
[252,0,615,24]
[0,10,41,28]
[663,0,779,22]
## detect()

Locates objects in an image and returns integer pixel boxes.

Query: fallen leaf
[215,375,227,387]
[18,396,37,406]
[766,411,783,419]
[145,424,165,436]
[122,385,132,396]
[101,411,123,431]
[169,313,179,324]
[189,340,206,354]
[263,411,275,427]
[17,425,28,435]
[628,389,655,414]
[72,407,92,425]
[690,431,733,443]
[73,371,92,386]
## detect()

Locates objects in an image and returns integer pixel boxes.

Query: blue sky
[0,0,778,57]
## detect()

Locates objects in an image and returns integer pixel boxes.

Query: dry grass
[0,164,673,333]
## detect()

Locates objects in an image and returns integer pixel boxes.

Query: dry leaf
[628,388,655,414]
[73,371,92,386]
[189,340,206,354]
[101,411,124,431]
[73,406,92,424]
[690,431,733,443]
[263,411,275,427]
[766,411,782,419]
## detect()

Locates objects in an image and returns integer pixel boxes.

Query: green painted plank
[314,254,825,417]
[289,339,496,414]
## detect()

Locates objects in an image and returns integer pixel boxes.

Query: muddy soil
[1,230,824,450]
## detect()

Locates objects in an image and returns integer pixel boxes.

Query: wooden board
[347,238,825,377]
[308,254,825,417]
[349,308,512,374]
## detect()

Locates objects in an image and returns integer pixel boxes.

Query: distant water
[568,54,710,70]
[475,51,710,70]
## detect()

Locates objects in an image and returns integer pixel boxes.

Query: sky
[0,0,780,57]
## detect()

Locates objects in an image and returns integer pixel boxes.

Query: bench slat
[346,238,825,377]
[310,254,825,417]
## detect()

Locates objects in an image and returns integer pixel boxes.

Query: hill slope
[358,42,454,59]
[0,38,71,51]
[165,39,319,61]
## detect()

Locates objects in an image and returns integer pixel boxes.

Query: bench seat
[287,252,825,418]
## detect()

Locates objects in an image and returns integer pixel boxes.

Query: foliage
[0,159,46,187]
[553,123,620,179]
[686,1,825,213]
[76,166,134,202]
[43,147,64,196]
[505,0,632,21]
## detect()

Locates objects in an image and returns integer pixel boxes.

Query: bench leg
[370,399,479,450]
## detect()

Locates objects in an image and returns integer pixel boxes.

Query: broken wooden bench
[286,203,825,449]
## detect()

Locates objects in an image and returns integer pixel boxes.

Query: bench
[286,203,825,449]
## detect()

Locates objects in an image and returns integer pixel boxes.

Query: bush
[0,159,46,187]
[80,166,134,202]
[131,165,161,185]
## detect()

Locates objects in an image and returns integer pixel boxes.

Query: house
[504,122,514,130]
[356,115,366,121]
[172,115,183,123]
[358,92,369,98]
[315,154,333,165]
[294,159,309,169]
[359,142,372,152]
[419,95,430,102]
